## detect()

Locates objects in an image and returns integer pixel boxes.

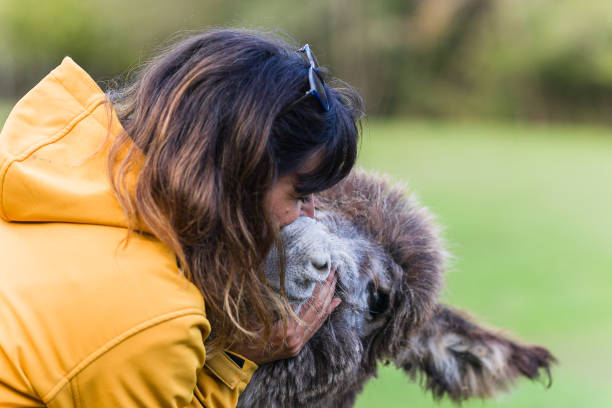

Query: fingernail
[332,298,342,309]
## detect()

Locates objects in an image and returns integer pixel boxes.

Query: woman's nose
[300,195,315,218]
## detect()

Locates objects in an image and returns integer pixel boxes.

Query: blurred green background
[3,0,612,121]
[1,0,611,406]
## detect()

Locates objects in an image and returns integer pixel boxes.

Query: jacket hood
[0,57,130,228]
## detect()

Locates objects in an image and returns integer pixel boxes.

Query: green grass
[354,119,612,407]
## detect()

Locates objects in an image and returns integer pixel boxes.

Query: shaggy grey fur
[238,169,555,407]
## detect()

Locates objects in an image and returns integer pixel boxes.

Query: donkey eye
[367,281,389,315]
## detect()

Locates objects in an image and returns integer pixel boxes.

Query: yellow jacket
[0,57,257,407]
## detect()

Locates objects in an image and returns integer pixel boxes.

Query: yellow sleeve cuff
[203,351,258,391]
[191,351,257,407]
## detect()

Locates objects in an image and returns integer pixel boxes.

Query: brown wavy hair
[106,28,363,355]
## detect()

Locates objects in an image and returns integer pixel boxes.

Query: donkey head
[242,170,555,407]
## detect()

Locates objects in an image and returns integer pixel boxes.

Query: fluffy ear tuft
[396,305,556,402]
[509,343,554,386]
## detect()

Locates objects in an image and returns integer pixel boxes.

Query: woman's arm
[46,314,207,408]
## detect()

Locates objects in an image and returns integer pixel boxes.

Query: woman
[0,29,363,407]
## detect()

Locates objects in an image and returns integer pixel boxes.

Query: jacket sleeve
[46,313,208,408]
[189,351,258,407]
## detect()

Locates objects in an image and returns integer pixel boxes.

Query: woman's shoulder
[0,220,209,405]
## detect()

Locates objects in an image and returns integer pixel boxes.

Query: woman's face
[265,154,320,226]
[265,173,315,227]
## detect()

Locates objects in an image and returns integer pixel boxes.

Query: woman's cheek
[278,204,301,227]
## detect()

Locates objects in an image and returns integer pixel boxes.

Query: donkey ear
[395,304,556,402]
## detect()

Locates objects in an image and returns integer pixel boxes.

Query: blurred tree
[0,0,229,96]
[1,0,612,123]
[1,0,106,94]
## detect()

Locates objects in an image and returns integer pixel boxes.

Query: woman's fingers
[277,269,340,356]
[230,269,341,363]
[298,269,340,331]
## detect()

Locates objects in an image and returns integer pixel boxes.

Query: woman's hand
[230,270,341,364]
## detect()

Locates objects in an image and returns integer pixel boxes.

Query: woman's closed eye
[298,195,312,203]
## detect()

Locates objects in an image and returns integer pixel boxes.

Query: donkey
[237,169,555,407]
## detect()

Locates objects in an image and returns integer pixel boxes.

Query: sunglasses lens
[309,68,329,111]
[289,44,329,113]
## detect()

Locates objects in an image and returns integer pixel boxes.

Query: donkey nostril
[312,261,329,273]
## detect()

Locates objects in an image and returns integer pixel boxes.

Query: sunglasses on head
[281,44,330,115]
